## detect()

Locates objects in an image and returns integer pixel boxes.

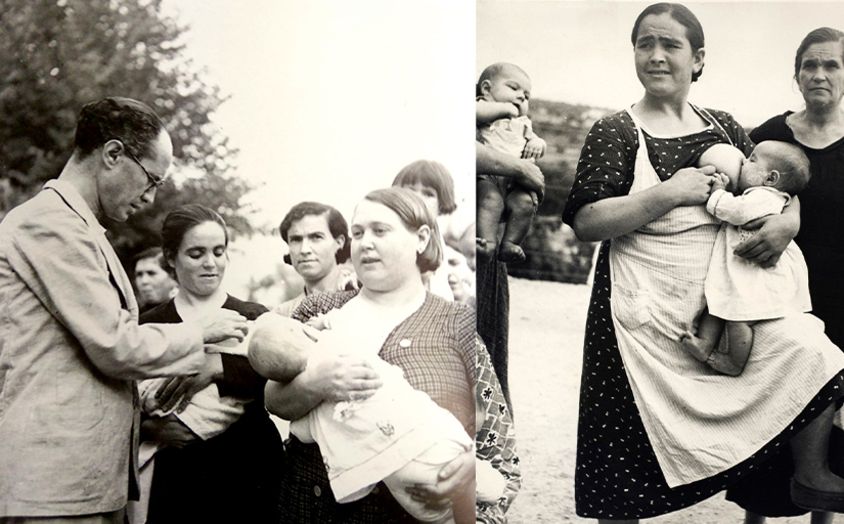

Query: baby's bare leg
[477,178,505,259]
[703,321,753,377]
[721,321,753,374]
[680,310,723,362]
[499,188,538,264]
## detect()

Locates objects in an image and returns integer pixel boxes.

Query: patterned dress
[278,290,519,523]
[562,108,844,519]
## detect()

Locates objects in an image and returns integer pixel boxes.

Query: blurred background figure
[134,247,178,313]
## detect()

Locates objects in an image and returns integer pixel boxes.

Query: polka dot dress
[561,108,844,519]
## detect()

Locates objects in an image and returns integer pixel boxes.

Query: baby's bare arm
[477,99,519,124]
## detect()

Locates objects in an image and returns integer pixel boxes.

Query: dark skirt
[476,255,510,408]
[277,436,415,523]
[146,406,283,524]
[575,242,844,519]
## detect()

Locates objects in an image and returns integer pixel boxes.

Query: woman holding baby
[725,26,844,524]
[264,187,518,523]
[563,3,844,522]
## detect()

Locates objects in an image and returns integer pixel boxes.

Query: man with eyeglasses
[0,97,249,523]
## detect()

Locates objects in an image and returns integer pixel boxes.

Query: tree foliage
[0,0,256,262]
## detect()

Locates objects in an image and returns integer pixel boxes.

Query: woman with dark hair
[136,204,283,524]
[265,187,519,523]
[725,26,844,524]
[563,4,844,522]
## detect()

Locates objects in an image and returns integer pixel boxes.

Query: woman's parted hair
[161,204,228,267]
[794,27,844,79]
[391,159,457,215]
[631,3,705,82]
[363,187,443,273]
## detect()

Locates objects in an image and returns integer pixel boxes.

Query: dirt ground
[505,277,819,524]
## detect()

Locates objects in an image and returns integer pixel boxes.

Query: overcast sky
[163,0,475,230]
[160,0,475,294]
[478,1,844,126]
[158,0,844,294]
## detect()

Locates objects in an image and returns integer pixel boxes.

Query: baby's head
[738,141,810,195]
[476,62,532,116]
[247,313,315,382]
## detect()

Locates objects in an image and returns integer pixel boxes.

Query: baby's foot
[498,241,526,264]
[679,331,712,363]
[706,351,745,377]
[476,237,495,260]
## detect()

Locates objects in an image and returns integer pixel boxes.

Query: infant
[476,62,546,264]
[680,140,812,375]
[250,308,504,522]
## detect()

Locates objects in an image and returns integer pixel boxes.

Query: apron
[608,107,844,487]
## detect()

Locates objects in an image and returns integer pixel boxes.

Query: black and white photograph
[5,0,844,523]
[0,1,502,523]
[477,1,844,523]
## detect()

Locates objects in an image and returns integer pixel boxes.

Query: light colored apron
[608,107,844,487]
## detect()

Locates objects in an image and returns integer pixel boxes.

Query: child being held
[249,307,505,523]
[680,140,812,376]
[476,62,546,264]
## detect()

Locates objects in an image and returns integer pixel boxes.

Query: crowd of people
[0,96,516,524]
[4,2,844,523]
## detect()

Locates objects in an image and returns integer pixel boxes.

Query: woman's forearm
[476,142,545,195]
[572,184,681,241]
[264,371,322,421]
[476,142,524,179]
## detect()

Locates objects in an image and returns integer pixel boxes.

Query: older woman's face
[798,41,844,110]
[634,13,704,100]
[350,199,428,293]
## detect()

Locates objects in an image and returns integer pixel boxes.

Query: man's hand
[154,354,224,412]
[200,309,248,344]
[140,414,198,449]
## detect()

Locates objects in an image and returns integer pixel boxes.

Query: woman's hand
[405,449,475,516]
[662,165,717,206]
[514,161,545,199]
[140,414,198,449]
[734,212,799,267]
[305,353,382,402]
[154,354,224,412]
